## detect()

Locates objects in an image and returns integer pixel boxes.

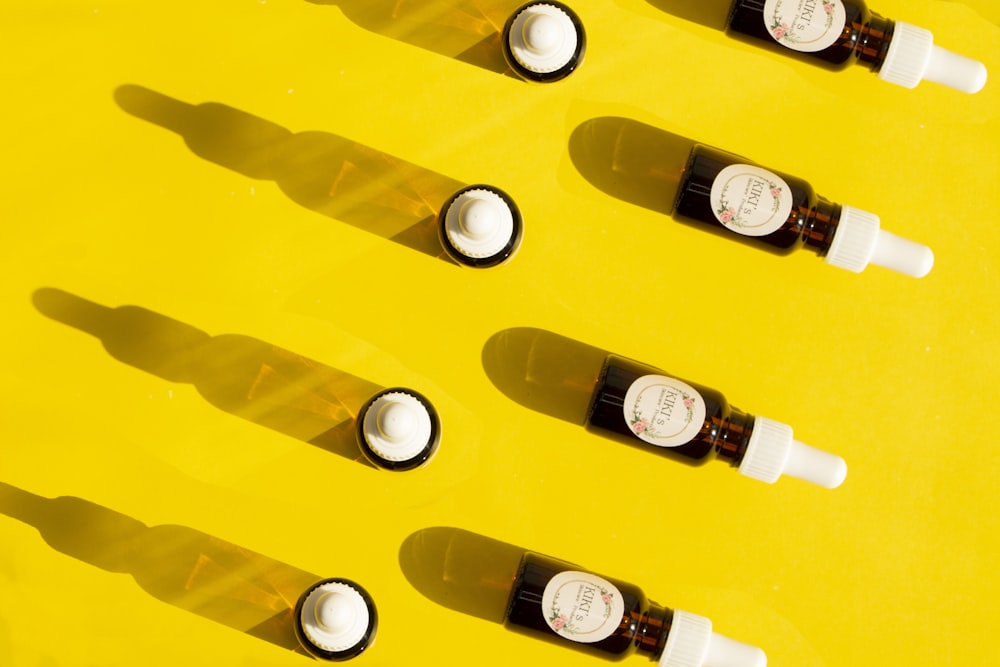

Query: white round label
[542,571,625,644]
[709,164,793,237]
[623,375,706,448]
[763,0,847,53]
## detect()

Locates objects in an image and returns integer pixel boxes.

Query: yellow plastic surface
[2,1,998,666]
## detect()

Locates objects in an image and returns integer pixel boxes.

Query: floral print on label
[623,375,707,448]
[709,164,794,237]
[542,571,625,644]
[763,0,847,53]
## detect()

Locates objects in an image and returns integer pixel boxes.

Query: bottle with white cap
[673,144,934,278]
[356,387,441,471]
[725,0,987,93]
[438,184,524,268]
[501,1,587,82]
[505,551,766,667]
[586,355,847,488]
[294,578,378,661]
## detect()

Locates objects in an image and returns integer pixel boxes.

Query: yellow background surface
[2,1,998,666]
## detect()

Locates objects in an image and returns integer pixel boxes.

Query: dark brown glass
[504,552,673,661]
[726,0,894,71]
[673,144,841,256]
[586,355,754,467]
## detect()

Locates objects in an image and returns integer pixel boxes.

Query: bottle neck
[854,13,895,70]
[712,406,754,465]
[636,600,674,661]
[800,196,841,253]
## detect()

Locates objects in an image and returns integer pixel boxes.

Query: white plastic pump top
[659,610,767,667]
[825,205,934,278]
[443,188,516,260]
[879,21,987,93]
[739,417,848,489]
[299,582,372,653]
[507,3,580,74]
[361,392,434,463]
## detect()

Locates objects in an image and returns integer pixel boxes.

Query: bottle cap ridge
[739,416,847,489]
[879,21,987,93]
[506,3,581,75]
[659,610,767,667]
[825,205,933,278]
[360,390,439,468]
[298,581,374,655]
[441,186,519,264]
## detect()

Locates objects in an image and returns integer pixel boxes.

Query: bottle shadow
[568,116,697,218]
[114,84,464,263]
[0,481,320,653]
[480,326,608,426]
[32,287,383,466]
[641,0,736,30]
[398,526,525,624]
[306,0,524,75]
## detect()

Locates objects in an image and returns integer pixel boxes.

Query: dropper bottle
[294,578,378,661]
[438,184,524,267]
[502,1,587,82]
[587,354,847,488]
[725,0,987,93]
[505,551,766,666]
[674,143,934,278]
[356,387,442,470]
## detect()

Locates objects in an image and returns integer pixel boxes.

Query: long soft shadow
[114,84,461,262]
[306,0,522,74]
[481,326,607,425]
[569,116,696,218]
[398,526,525,623]
[642,0,736,30]
[0,481,320,653]
[32,288,382,465]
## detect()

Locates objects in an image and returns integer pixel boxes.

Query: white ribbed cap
[739,417,847,489]
[825,205,934,278]
[659,610,766,667]
[879,21,987,93]
[299,581,372,654]
[443,188,517,261]
[506,3,580,74]
[361,391,435,464]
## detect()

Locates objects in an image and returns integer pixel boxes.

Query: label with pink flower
[541,571,625,643]
[623,375,706,448]
[763,0,846,53]
[709,164,793,237]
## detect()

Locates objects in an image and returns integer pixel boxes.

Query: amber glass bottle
[724,0,986,92]
[672,144,933,277]
[674,144,837,255]
[504,551,765,666]
[586,355,847,488]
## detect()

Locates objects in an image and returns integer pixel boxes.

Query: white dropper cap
[738,417,848,489]
[443,188,517,261]
[659,610,767,667]
[298,581,373,654]
[506,3,580,74]
[361,391,436,465]
[878,21,987,93]
[825,206,934,278]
